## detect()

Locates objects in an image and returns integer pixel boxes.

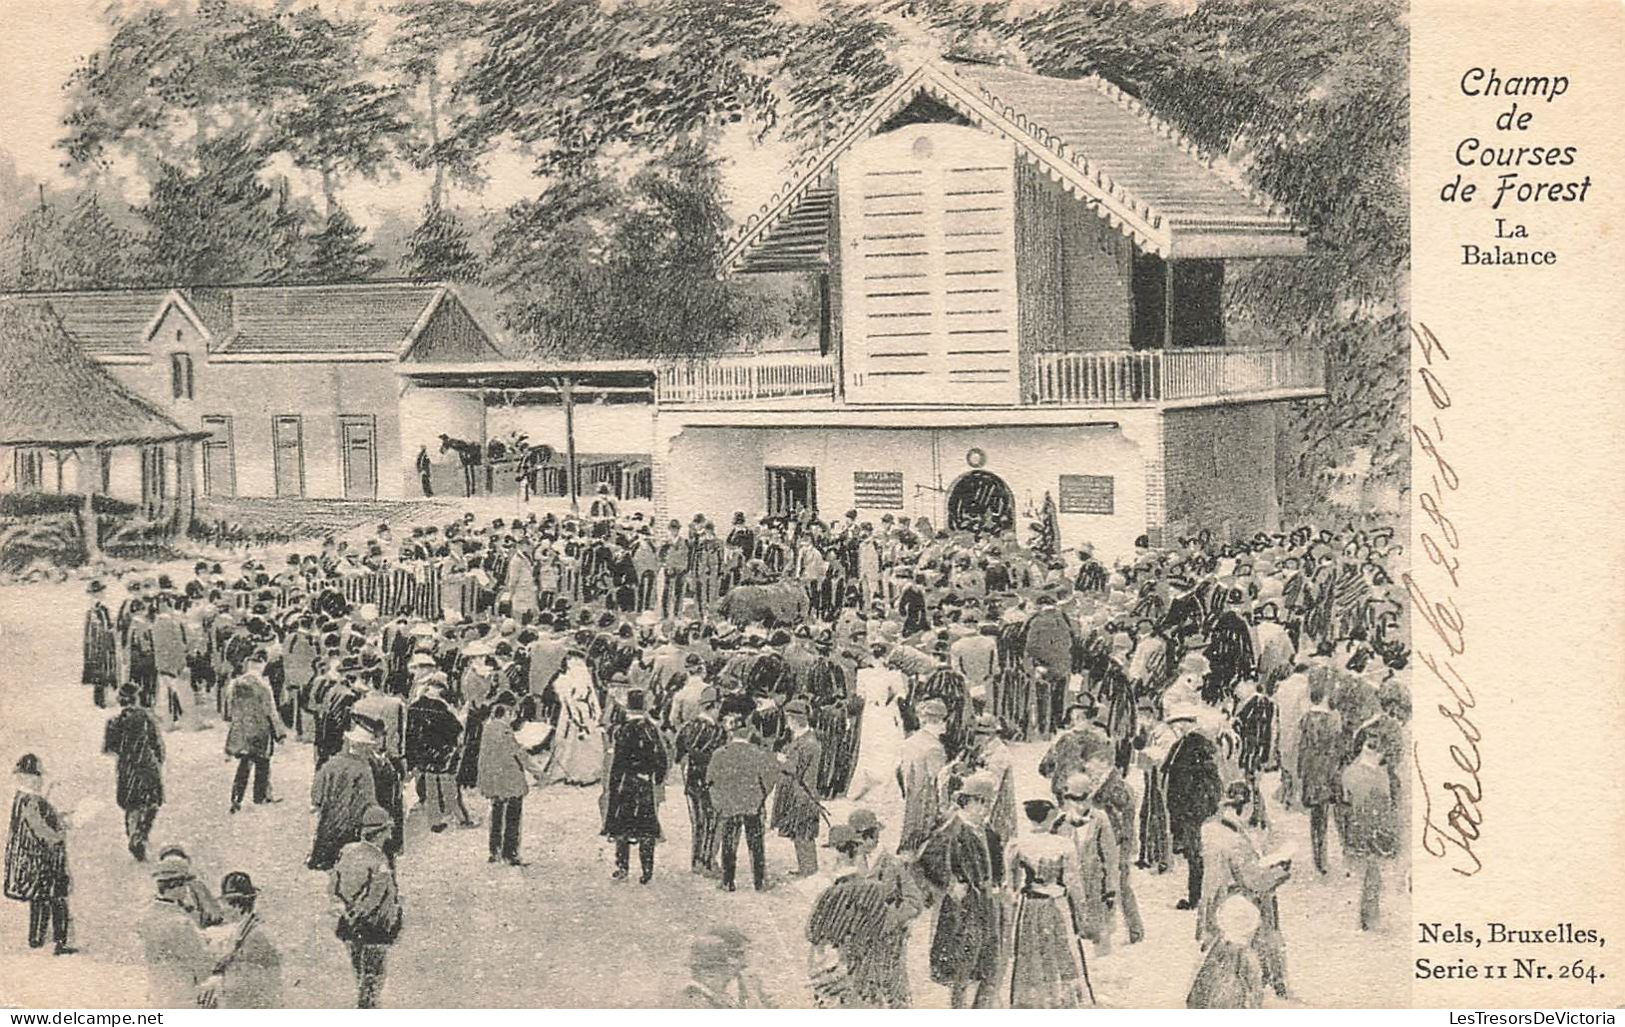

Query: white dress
[544,664,604,785]
[846,666,906,800]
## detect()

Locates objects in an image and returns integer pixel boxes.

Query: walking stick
[1063,891,1098,1006]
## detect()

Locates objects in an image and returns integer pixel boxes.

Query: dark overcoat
[104,706,165,810]
[4,792,69,900]
[771,729,824,839]
[1163,731,1224,838]
[917,815,1004,984]
[602,718,668,840]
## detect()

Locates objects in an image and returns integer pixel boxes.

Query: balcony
[649,345,1324,408]
[1031,346,1325,407]
[655,351,836,404]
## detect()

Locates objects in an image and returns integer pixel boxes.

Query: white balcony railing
[652,345,1324,407]
[656,351,835,404]
[1030,346,1325,406]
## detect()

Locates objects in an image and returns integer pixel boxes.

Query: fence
[1029,346,1325,406]
[656,352,836,404]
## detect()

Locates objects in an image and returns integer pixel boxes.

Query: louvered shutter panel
[838,125,1019,405]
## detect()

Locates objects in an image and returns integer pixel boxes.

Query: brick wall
[1162,404,1281,541]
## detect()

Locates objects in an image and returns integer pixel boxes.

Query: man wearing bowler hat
[103,682,165,861]
[5,754,74,955]
[706,695,778,891]
[198,871,282,1008]
[674,686,727,873]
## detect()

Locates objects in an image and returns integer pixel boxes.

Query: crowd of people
[5,497,1410,1008]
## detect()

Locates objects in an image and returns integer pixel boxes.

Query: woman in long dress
[545,661,604,786]
[845,658,905,801]
[1004,799,1087,1009]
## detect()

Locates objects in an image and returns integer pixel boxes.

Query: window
[852,470,904,509]
[201,416,235,498]
[1057,474,1114,515]
[765,466,817,519]
[14,449,44,491]
[170,353,194,400]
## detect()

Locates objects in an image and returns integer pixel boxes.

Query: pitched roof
[0,281,500,359]
[212,282,446,354]
[0,300,202,448]
[724,61,1307,271]
[0,288,173,355]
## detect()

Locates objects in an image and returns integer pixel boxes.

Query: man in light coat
[137,856,213,1007]
[477,696,529,865]
[225,650,286,814]
[896,699,948,855]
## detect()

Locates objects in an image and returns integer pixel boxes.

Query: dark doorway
[765,466,817,520]
[948,470,1015,534]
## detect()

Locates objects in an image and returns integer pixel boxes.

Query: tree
[386,0,486,210]
[488,144,807,357]
[59,1,294,173]
[275,8,409,218]
[136,133,283,285]
[4,190,146,290]
[401,203,482,283]
[302,206,385,283]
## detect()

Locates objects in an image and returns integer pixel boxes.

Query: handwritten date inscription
[1408,322,1483,877]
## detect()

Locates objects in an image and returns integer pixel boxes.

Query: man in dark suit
[705,697,779,891]
[771,699,824,876]
[1023,592,1078,739]
[674,687,728,873]
[602,690,669,883]
[1162,711,1224,910]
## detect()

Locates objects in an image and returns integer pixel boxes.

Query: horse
[513,442,555,502]
[439,434,483,497]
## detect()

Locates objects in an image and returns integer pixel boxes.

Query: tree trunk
[322,168,337,221]
[427,69,445,211]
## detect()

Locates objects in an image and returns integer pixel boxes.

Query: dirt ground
[0,570,1408,1009]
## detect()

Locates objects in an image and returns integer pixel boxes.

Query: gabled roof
[0,288,173,355]
[0,281,503,360]
[212,282,447,355]
[724,61,1307,272]
[0,300,203,449]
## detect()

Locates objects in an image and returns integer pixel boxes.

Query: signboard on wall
[853,471,905,509]
[1058,474,1114,515]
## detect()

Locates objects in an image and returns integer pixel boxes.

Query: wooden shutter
[838,124,1019,405]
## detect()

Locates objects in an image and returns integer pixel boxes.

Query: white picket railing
[1030,346,1324,406]
[652,346,1323,406]
[655,351,836,404]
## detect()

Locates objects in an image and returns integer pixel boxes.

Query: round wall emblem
[965,447,987,469]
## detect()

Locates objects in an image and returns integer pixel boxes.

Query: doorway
[340,415,378,499]
[765,466,817,520]
[272,415,305,498]
[947,469,1015,534]
[201,415,236,497]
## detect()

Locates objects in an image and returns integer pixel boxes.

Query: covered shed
[0,299,207,558]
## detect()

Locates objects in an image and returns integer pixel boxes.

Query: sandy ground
[0,571,1409,1009]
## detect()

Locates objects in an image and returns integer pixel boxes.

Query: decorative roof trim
[723,61,1305,271]
[139,289,214,347]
